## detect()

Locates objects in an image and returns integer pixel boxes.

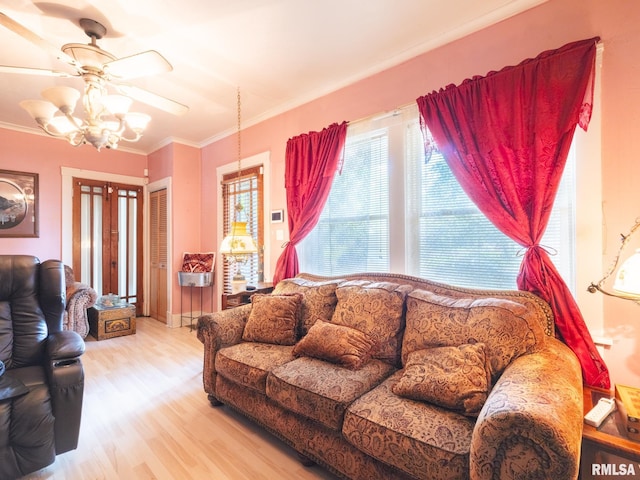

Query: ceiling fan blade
[0,65,77,77]
[116,84,188,116]
[0,12,78,68]
[105,50,172,80]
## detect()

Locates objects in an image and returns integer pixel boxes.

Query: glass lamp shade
[102,94,132,115]
[613,249,640,296]
[41,86,80,111]
[48,115,82,134]
[125,112,151,132]
[219,222,258,255]
[19,99,58,121]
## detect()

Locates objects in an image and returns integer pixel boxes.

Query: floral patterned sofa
[196,272,583,480]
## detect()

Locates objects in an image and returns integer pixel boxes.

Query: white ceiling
[0,0,547,154]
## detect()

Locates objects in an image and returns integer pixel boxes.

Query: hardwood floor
[22,317,339,480]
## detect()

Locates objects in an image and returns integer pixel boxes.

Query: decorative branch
[587,217,640,303]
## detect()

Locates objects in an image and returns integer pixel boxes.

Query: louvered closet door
[149,188,168,323]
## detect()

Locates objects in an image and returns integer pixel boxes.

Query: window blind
[300,127,390,275]
[222,165,264,293]
[299,103,576,291]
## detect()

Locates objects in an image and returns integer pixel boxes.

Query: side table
[581,386,640,479]
[178,272,214,330]
[88,303,136,340]
[221,282,273,309]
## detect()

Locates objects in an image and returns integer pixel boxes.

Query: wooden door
[149,189,168,323]
[72,178,143,314]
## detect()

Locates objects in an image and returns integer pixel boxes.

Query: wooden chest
[88,304,136,340]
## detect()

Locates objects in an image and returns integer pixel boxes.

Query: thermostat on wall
[271,209,284,223]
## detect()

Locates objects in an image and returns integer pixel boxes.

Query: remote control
[584,397,617,428]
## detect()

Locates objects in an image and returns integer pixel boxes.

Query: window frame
[221,165,264,293]
[298,103,580,293]
[216,151,272,299]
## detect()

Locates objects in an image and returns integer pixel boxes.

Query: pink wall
[170,143,203,314]
[147,143,173,183]
[203,0,617,272]
[596,1,640,389]
[148,142,203,318]
[0,128,146,260]
[201,0,640,388]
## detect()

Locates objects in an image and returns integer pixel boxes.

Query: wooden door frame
[110,182,144,308]
[70,178,144,312]
[61,167,149,313]
[71,178,103,291]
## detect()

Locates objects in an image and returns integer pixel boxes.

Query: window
[299,127,390,274]
[298,103,576,291]
[221,165,264,293]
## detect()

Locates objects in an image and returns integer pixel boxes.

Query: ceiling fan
[0,12,188,149]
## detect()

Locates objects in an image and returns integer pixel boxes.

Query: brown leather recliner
[0,255,85,479]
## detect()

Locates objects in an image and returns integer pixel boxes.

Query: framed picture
[0,169,39,238]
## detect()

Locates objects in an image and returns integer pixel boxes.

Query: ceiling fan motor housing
[79,18,107,40]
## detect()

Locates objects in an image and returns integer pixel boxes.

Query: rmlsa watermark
[591,463,638,476]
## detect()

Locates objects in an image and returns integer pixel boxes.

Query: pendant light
[219,88,258,293]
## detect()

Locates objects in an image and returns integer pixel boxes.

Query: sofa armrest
[196,304,251,400]
[470,337,583,480]
[66,282,98,308]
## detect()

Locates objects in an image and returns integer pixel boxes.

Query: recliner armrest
[46,330,85,360]
[44,330,85,455]
[470,337,583,480]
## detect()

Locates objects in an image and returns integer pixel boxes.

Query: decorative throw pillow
[273,278,341,335]
[181,252,215,273]
[392,344,492,416]
[242,293,302,345]
[331,281,412,366]
[292,321,375,370]
[402,289,546,381]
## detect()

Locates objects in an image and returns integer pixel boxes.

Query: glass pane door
[73,178,143,313]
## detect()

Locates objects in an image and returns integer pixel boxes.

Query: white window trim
[574,43,605,345]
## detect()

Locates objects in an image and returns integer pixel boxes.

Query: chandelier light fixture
[20,82,151,151]
[0,15,188,151]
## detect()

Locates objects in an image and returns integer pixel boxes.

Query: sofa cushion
[292,320,375,370]
[344,371,474,480]
[266,356,396,431]
[242,293,302,345]
[273,278,341,335]
[402,289,546,381]
[331,281,412,366]
[392,344,491,416]
[215,342,295,393]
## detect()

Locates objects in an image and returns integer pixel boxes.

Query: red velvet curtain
[273,122,348,285]
[416,38,610,388]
